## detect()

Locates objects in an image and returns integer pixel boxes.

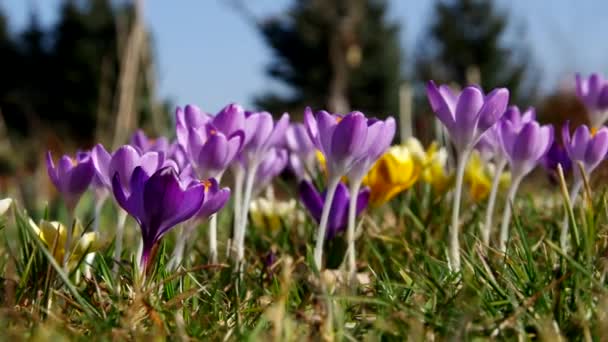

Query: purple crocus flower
[540,141,572,184]
[498,120,553,252]
[478,106,537,246]
[91,144,165,193]
[175,105,211,147]
[130,129,171,154]
[46,151,95,212]
[477,106,536,163]
[241,111,290,167]
[112,166,205,269]
[299,180,369,240]
[285,123,317,180]
[254,148,288,195]
[575,73,608,127]
[196,178,231,220]
[233,110,290,264]
[500,121,554,179]
[346,117,396,182]
[426,81,509,272]
[304,107,370,177]
[560,122,608,249]
[427,81,510,153]
[176,104,246,180]
[185,124,244,179]
[562,122,608,179]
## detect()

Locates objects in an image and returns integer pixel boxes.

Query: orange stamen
[591,127,598,137]
[201,179,212,191]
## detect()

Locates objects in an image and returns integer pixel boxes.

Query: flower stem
[232,166,244,258]
[62,209,74,271]
[112,209,128,274]
[208,173,223,264]
[168,221,196,270]
[449,151,469,272]
[314,176,340,271]
[481,159,507,246]
[498,174,524,253]
[236,164,258,264]
[346,179,362,283]
[560,178,583,251]
[84,195,107,278]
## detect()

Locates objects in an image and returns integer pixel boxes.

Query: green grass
[1,181,608,340]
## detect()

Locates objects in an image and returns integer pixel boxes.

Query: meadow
[1,77,608,341]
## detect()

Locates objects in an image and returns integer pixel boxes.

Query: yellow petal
[0,198,12,216]
[70,231,101,261]
[38,220,66,264]
[363,145,421,207]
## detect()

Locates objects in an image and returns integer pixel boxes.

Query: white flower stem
[232,166,244,258]
[209,214,218,264]
[236,164,258,265]
[208,173,223,264]
[449,151,469,272]
[346,179,362,283]
[560,178,583,250]
[84,195,107,277]
[62,210,75,271]
[481,159,507,246]
[112,209,128,274]
[168,221,196,270]
[498,174,524,253]
[314,176,341,271]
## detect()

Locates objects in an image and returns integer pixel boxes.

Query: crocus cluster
[38,72,608,281]
[304,107,395,278]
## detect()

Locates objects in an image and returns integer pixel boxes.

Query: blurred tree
[0,0,164,148]
[254,0,402,119]
[415,0,538,105]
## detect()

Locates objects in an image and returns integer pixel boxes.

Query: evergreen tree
[0,0,163,146]
[415,0,537,105]
[256,0,402,118]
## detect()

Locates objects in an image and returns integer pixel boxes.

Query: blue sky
[3,0,608,113]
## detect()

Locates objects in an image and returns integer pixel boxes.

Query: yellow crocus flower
[29,219,103,270]
[362,145,421,207]
[465,151,511,202]
[250,197,303,232]
[405,138,452,193]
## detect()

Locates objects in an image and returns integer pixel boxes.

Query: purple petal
[91,144,112,188]
[330,112,367,165]
[198,179,231,218]
[46,151,59,189]
[585,128,608,169]
[304,107,321,150]
[109,145,141,191]
[263,113,290,151]
[316,110,338,156]
[299,180,323,223]
[57,156,75,187]
[562,121,572,157]
[453,86,484,147]
[570,125,592,160]
[477,88,509,132]
[65,158,94,195]
[196,133,229,178]
[245,112,273,150]
[213,103,245,136]
[355,187,370,216]
[511,122,540,162]
[426,81,456,128]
